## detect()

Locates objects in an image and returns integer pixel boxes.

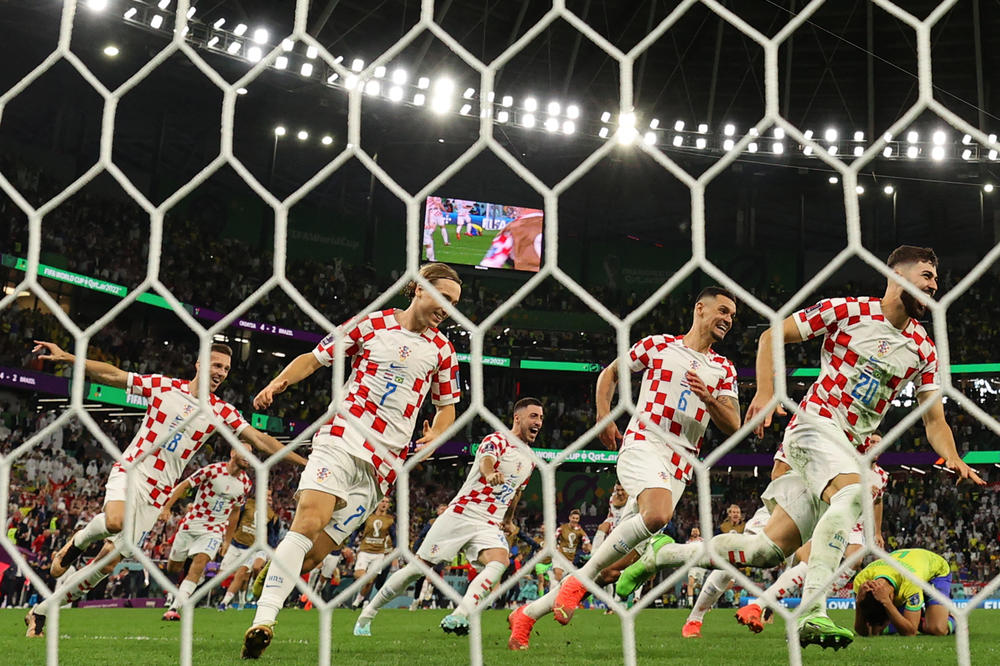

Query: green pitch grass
[426,227,498,267]
[4,608,998,665]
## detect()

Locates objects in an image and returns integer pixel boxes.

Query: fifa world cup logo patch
[316,467,331,482]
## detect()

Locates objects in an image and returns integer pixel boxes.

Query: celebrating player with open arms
[241,263,462,659]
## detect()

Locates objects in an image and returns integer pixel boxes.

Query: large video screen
[422,196,543,272]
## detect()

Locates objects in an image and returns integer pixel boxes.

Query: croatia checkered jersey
[311,310,461,493]
[177,461,253,535]
[622,334,738,454]
[116,374,249,508]
[448,432,535,525]
[789,297,939,447]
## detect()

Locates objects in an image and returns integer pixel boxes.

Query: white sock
[523,587,558,620]
[801,484,862,617]
[425,245,435,261]
[577,515,653,578]
[360,563,422,621]
[455,561,506,617]
[653,532,785,570]
[74,513,112,548]
[251,531,312,626]
[170,579,197,610]
[238,589,246,605]
[222,590,235,606]
[35,560,109,615]
[688,569,732,622]
[592,529,607,551]
[440,228,449,243]
[757,561,807,609]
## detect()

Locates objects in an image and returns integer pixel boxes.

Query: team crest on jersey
[430,544,440,555]
[876,339,891,357]
[399,345,411,361]
[690,360,701,370]
[316,467,331,482]
[658,471,670,481]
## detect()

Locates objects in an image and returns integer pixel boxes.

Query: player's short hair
[211,343,233,357]
[514,396,543,413]
[857,590,889,627]
[887,245,938,269]
[403,263,463,299]
[569,509,581,517]
[696,286,736,306]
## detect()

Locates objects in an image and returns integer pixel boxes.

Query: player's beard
[900,290,929,319]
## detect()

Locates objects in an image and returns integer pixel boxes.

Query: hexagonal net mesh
[1,1,997,665]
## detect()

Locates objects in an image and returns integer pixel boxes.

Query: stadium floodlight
[933,130,947,145]
[365,80,380,95]
[234,23,248,37]
[854,146,863,157]
[297,130,309,141]
[460,103,473,116]
[723,138,735,151]
[388,86,403,102]
[962,134,972,145]
[374,66,386,79]
[123,7,137,19]
[86,0,108,10]
[524,97,538,112]
[274,126,286,137]
[187,6,196,18]
[345,74,358,89]
[413,93,425,106]
[501,95,513,107]
[906,130,918,143]
[392,69,407,85]
[567,105,580,119]
[985,184,995,193]
[431,78,454,114]
[247,46,262,62]
[601,111,611,123]
[723,123,735,136]
[990,133,998,144]
[748,127,759,136]
[150,14,164,29]
[618,125,637,145]
[321,135,333,146]
[648,119,659,129]
[672,135,683,147]
[463,87,475,99]
[883,146,892,157]
[327,73,338,83]
[352,58,364,72]
[748,142,758,153]
[548,101,560,116]
[562,120,575,134]
[698,123,708,133]
[227,41,242,54]
[302,45,318,59]
[990,149,999,160]
[282,39,294,51]
[695,137,707,149]
[497,110,509,123]
[544,117,558,132]
[644,132,657,146]
[906,145,919,158]
[103,45,119,57]
[253,28,269,44]
[883,185,894,195]
[827,145,837,155]
[417,77,430,89]
[521,113,536,129]
[804,129,814,139]
[962,148,972,160]
[598,127,609,138]
[207,36,220,47]
[828,175,838,184]
[157,0,170,9]
[236,87,248,95]
[673,120,684,131]
[803,145,813,155]
[274,56,288,69]
[213,18,226,29]
[931,146,945,161]
[773,127,785,139]
[856,185,865,194]
[299,62,313,77]
[854,131,864,141]
[772,142,783,154]
[824,128,837,142]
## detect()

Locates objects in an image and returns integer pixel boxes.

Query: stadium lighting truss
[1,1,999,666]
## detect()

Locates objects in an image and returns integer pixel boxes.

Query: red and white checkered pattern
[478,228,516,268]
[449,432,535,525]
[789,297,939,447]
[176,461,252,535]
[621,334,738,463]
[113,373,249,508]
[312,310,461,494]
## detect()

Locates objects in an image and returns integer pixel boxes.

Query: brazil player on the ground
[354,397,542,637]
[854,548,954,637]
[24,342,302,638]
[240,263,462,659]
[159,447,253,620]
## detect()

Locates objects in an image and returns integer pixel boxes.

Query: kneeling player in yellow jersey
[853,548,955,637]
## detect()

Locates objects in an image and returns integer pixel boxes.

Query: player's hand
[414,419,444,452]
[875,532,885,550]
[219,543,229,558]
[502,521,519,538]
[944,457,986,486]
[869,581,893,606]
[486,471,505,487]
[744,391,787,438]
[158,508,171,522]
[684,371,713,402]
[253,379,288,409]
[598,419,623,450]
[32,340,72,363]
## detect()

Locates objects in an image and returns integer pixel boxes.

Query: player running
[354,397,542,637]
[218,488,280,610]
[241,263,462,659]
[25,342,302,638]
[160,447,253,620]
[350,497,396,609]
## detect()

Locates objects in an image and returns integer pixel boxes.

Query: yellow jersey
[853,548,950,611]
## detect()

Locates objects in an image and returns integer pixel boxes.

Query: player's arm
[32,340,129,388]
[917,391,985,485]
[580,529,591,554]
[502,488,523,537]
[595,359,624,449]
[238,427,307,466]
[220,505,240,558]
[253,352,323,409]
[415,403,456,447]
[874,498,885,549]
[479,453,503,486]
[157,479,192,521]
[745,316,804,436]
[684,371,741,435]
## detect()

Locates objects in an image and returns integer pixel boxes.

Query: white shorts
[416,510,509,565]
[615,441,689,508]
[355,550,387,573]
[760,470,826,545]
[743,505,771,536]
[298,438,381,546]
[169,528,224,561]
[320,553,342,579]
[688,567,707,584]
[782,417,865,500]
[103,467,161,557]
[847,522,866,547]
[423,228,434,245]
[218,543,256,575]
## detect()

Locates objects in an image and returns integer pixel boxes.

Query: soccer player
[241,263,462,659]
[551,509,591,583]
[423,198,449,261]
[685,527,706,608]
[160,446,253,620]
[350,497,396,609]
[353,397,541,637]
[24,342,302,638]
[455,201,475,238]
[509,288,740,640]
[744,245,983,648]
[478,212,543,272]
[854,548,954,637]
[720,504,745,535]
[218,488,280,610]
[592,483,629,551]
